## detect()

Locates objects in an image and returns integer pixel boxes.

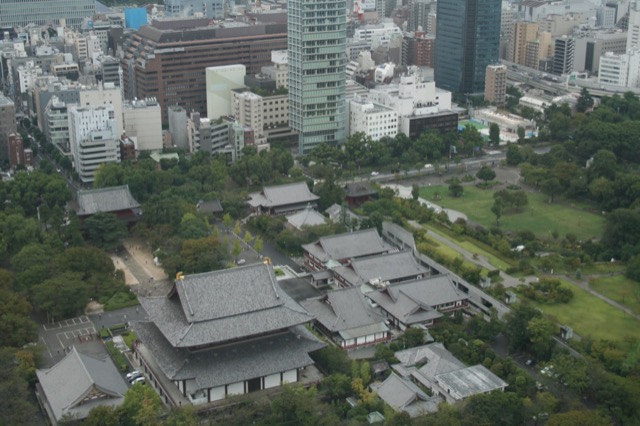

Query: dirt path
[122,238,168,281]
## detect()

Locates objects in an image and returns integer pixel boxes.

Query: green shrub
[105,341,128,371]
[103,291,139,311]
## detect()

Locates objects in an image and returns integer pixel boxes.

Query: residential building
[332,250,431,289]
[552,36,575,75]
[366,274,468,329]
[68,105,120,183]
[232,90,266,145]
[0,94,16,163]
[119,135,137,161]
[165,0,224,20]
[409,0,433,32]
[72,185,141,224]
[121,18,287,124]
[511,22,539,65]
[347,97,398,140]
[288,0,348,154]
[248,182,319,216]
[435,0,502,94]
[0,0,95,28]
[301,287,390,349]
[374,373,441,417]
[206,65,247,121]
[403,32,436,68]
[186,112,237,158]
[132,263,324,405]
[35,347,128,425]
[484,64,507,105]
[123,98,163,152]
[302,228,394,272]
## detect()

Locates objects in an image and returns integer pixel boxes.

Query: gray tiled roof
[334,251,429,286]
[196,199,223,214]
[286,207,327,230]
[366,275,467,325]
[133,321,324,390]
[395,343,465,380]
[345,182,377,197]
[36,347,128,421]
[376,373,428,410]
[435,365,508,400]
[302,228,393,263]
[140,263,315,347]
[325,203,360,223]
[75,185,141,216]
[248,182,319,208]
[301,287,387,333]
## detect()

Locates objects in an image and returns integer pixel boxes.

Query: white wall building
[123,98,163,152]
[353,22,402,50]
[205,65,246,120]
[260,51,288,89]
[68,105,120,183]
[232,90,265,144]
[368,74,452,117]
[78,82,123,136]
[598,50,640,87]
[629,1,640,49]
[347,96,398,140]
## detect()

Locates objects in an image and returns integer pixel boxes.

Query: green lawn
[419,185,604,241]
[424,224,513,271]
[590,275,640,316]
[531,279,640,342]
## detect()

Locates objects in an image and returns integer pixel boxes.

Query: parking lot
[39,315,103,368]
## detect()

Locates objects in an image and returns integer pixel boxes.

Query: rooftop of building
[74,185,140,216]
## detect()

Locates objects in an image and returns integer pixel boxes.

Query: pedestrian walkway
[381,183,468,223]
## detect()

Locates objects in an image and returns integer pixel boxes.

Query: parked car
[126,370,140,380]
[131,376,146,385]
[371,171,380,176]
[128,373,142,383]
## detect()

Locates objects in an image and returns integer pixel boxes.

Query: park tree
[179,213,209,240]
[587,149,618,182]
[412,184,420,201]
[541,177,562,202]
[576,87,595,113]
[547,410,612,426]
[449,178,464,197]
[491,198,503,226]
[253,235,264,253]
[231,238,243,261]
[121,383,163,426]
[505,302,541,353]
[317,171,344,210]
[602,208,640,259]
[0,276,37,347]
[85,212,128,251]
[476,166,496,183]
[489,123,500,146]
[527,317,556,360]
[93,163,125,188]
[32,272,89,321]
[180,236,229,274]
[506,145,524,165]
[460,124,484,155]
[85,406,121,426]
[0,348,39,425]
[517,126,526,143]
[626,255,640,281]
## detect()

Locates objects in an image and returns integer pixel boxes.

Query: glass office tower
[0,0,95,27]
[435,0,501,95]
[288,0,347,155]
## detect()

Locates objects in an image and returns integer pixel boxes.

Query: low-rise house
[393,343,508,403]
[248,181,319,215]
[35,347,128,424]
[72,185,141,224]
[332,251,430,290]
[302,228,394,271]
[132,263,324,406]
[301,287,390,349]
[286,205,327,230]
[344,182,377,207]
[366,275,468,329]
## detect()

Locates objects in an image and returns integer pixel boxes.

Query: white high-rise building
[68,105,120,183]
[205,65,246,120]
[79,83,123,136]
[598,50,640,87]
[347,97,398,140]
[288,0,347,154]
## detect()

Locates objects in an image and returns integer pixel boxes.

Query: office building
[598,50,640,88]
[205,65,246,120]
[168,106,188,150]
[552,36,575,76]
[573,31,627,73]
[261,51,288,89]
[409,0,433,32]
[288,0,348,154]
[629,0,640,50]
[0,0,95,28]
[121,18,287,124]
[484,64,507,105]
[68,105,120,183]
[44,97,71,154]
[347,97,398,140]
[435,0,502,94]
